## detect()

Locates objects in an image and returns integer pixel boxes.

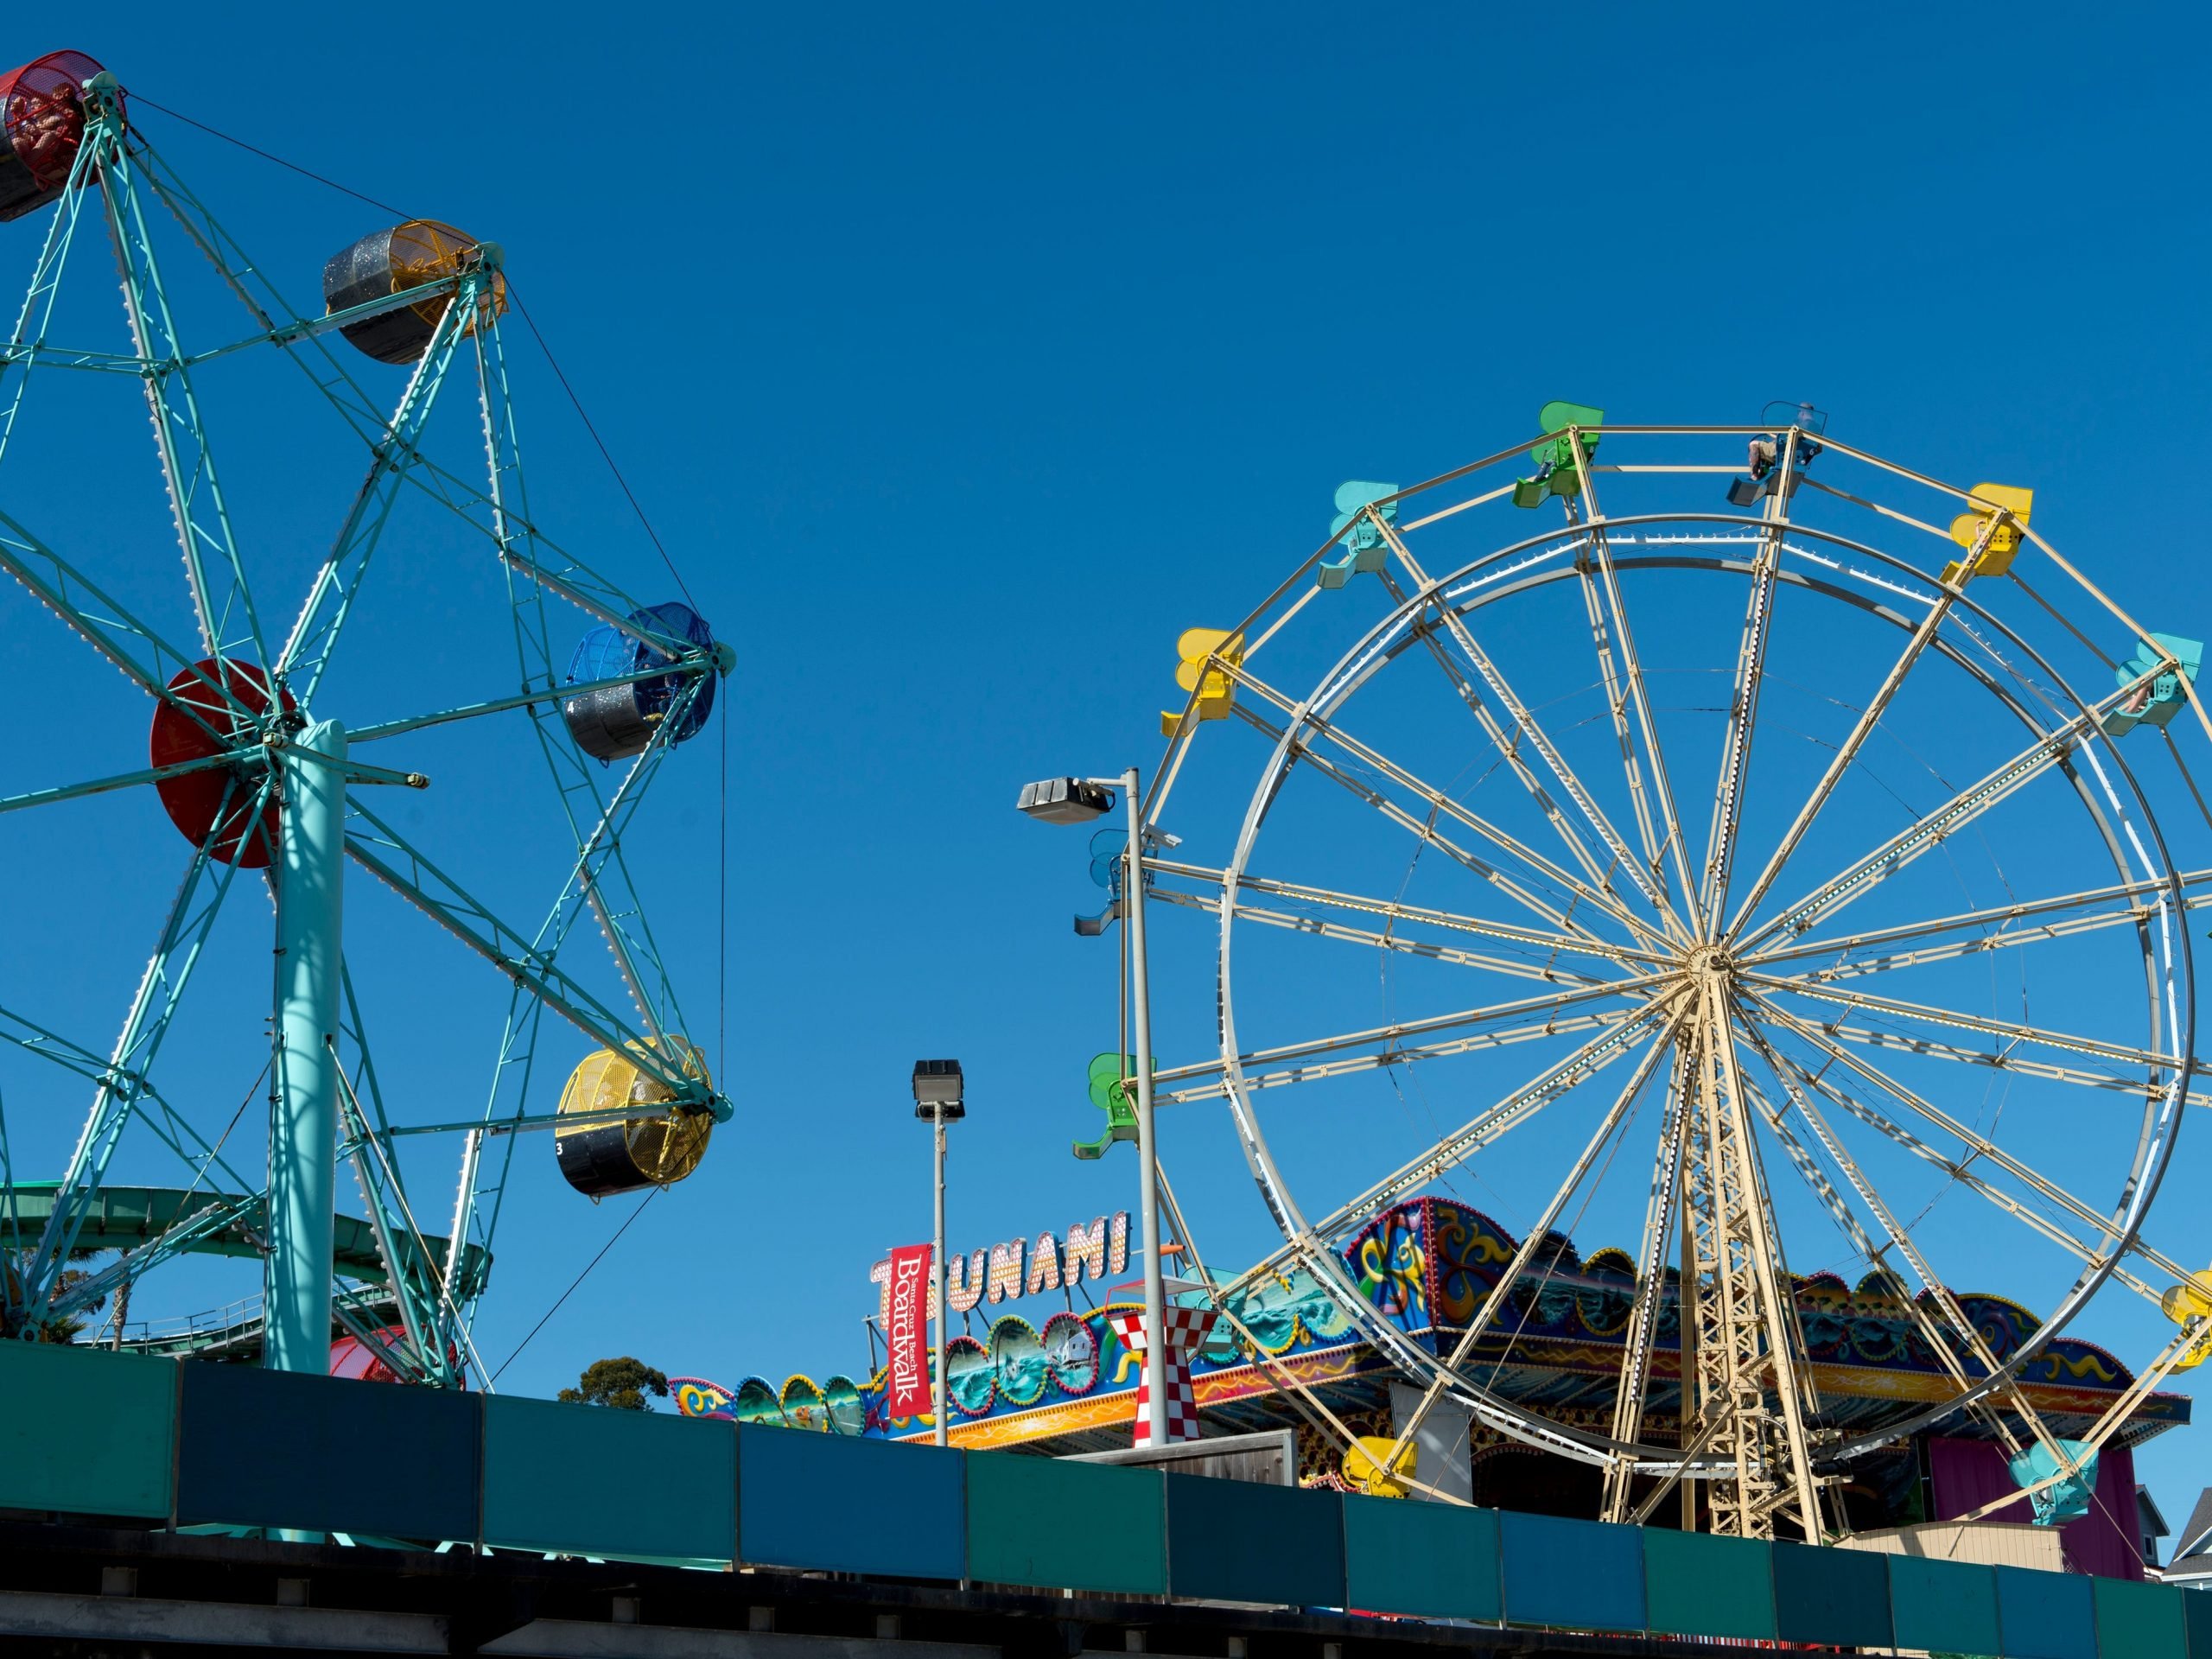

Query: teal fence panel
[1996,1564,2096,1659]
[1643,1528,1774,1640]
[1166,1474,1344,1607]
[737,1426,964,1580]
[967,1452,1162,1595]
[1890,1556,2000,1656]
[1341,1496,1499,1620]
[179,1361,476,1540]
[2094,1576,2186,1659]
[2184,1586,2212,1658]
[483,1395,733,1564]
[1498,1511,1643,1633]
[0,1343,174,1519]
[1771,1540,1891,1649]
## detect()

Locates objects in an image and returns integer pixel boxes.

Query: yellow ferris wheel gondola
[554,1039,715,1198]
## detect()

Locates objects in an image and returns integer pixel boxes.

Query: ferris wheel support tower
[268,720,346,1374]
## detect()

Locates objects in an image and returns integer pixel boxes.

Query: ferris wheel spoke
[1369,513,1679,930]
[342,800,710,1104]
[1234,1004,1679,1275]
[1561,463,1707,938]
[1225,671,1668,950]
[1154,971,1671,1101]
[1568,545,1673,923]
[0,143,101,475]
[1747,1012,2175,1308]
[1766,1016,2212,1107]
[475,318,702,654]
[1750,872,2212,979]
[277,290,479,703]
[0,509,260,735]
[1149,883,1624,990]
[1698,450,1799,933]
[1745,994,2189,1287]
[1742,970,2182,1077]
[1384,1026,1683,1494]
[513,677,711,1042]
[1162,1007,1648,1104]
[1733,1016,2071,1456]
[92,124,270,669]
[11,778,273,1327]
[1601,1045,1695,1521]
[1228,702,1640,950]
[0,750,251,819]
[141,170,697,676]
[1733,671,2162,954]
[1152,860,1666,972]
[133,133,682,678]
[1722,500,2031,939]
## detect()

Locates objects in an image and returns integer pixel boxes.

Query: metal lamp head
[912,1058,965,1122]
[1016,777,1115,824]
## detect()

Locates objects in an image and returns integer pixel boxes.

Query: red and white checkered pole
[1111,1307,1217,1447]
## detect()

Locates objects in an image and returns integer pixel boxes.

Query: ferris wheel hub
[1681,942,1734,981]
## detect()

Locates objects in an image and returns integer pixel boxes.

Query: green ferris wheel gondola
[1077,1052,1141,1160]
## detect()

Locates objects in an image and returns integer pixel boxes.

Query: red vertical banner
[886,1243,935,1419]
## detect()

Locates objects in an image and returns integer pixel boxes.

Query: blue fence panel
[1498,1511,1644,1633]
[738,1425,965,1580]
[483,1395,733,1563]
[1771,1540,1891,1649]
[1996,1563,2097,1659]
[1166,1474,1344,1608]
[179,1362,476,1540]
[2183,1585,2212,1659]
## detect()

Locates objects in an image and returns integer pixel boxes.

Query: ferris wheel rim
[1176,485,2195,1474]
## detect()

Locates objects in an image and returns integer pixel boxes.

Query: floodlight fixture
[1016,777,1116,824]
[912,1058,966,1122]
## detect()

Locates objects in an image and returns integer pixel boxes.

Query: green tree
[557,1356,669,1410]
[4,1248,109,1344]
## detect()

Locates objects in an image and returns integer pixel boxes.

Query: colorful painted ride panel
[674,1198,2177,1442]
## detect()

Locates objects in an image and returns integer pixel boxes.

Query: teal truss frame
[0,72,731,1385]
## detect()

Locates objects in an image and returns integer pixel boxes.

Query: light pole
[1016,771,1168,1446]
[912,1058,964,1448]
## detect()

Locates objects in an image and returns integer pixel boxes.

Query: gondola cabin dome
[322,219,507,365]
[563,601,719,763]
[0,51,107,223]
[555,1040,714,1198]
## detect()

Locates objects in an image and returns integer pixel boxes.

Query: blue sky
[4,3,2210,1527]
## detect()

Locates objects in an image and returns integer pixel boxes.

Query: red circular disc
[149,658,292,868]
[328,1326,406,1383]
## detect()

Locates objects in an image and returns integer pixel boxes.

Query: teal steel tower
[267,721,347,1373]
